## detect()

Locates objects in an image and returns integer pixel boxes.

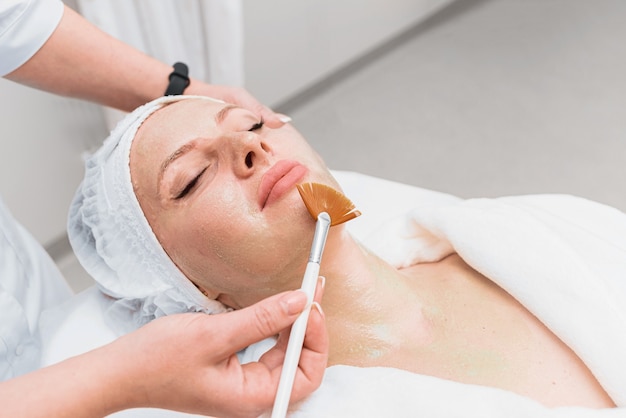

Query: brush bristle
[296,183,361,226]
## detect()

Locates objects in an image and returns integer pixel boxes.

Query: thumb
[261,109,292,129]
[215,291,307,355]
[253,103,291,129]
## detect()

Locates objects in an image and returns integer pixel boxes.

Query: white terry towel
[404,194,626,405]
[291,193,626,416]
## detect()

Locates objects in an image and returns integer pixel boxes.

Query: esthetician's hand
[112,286,328,418]
[7,5,292,128]
[188,83,292,128]
[0,286,327,418]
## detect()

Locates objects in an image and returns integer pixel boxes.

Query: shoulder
[0,0,64,75]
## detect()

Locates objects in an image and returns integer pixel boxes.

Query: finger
[289,302,329,402]
[302,303,328,363]
[205,85,289,128]
[262,111,291,129]
[258,276,325,368]
[313,276,325,304]
[256,317,296,370]
[215,290,307,356]
[226,88,288,128]
[253,301,328,407]
[255,104,290,129]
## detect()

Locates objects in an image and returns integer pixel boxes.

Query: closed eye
[175,167,207,199]
[249,120,264,131]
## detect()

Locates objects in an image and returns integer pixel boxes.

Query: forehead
[132,99,228,152]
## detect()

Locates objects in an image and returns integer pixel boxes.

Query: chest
[328,254,613,408]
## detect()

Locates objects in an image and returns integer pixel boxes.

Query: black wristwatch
[164,62,190,95]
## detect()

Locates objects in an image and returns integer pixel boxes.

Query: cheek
[199,186,264,260]
[157,181,318,293]
[273,128,318,158]
[157,186,265,285]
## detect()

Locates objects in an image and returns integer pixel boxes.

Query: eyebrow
[158,140,199,197]
[215,104,237,125]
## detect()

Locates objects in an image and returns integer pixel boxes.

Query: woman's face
[130,98,339,308]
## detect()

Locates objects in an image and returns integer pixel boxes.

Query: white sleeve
[0,197,72,380]
[0,0,64,76]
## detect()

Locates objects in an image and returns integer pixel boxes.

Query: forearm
[0,291,326,418]
[5,5,173,112]
[0,360,91,418]
[0,344,144,418]
[4,4,286,123]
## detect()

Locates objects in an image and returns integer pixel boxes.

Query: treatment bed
[40,170,626,417]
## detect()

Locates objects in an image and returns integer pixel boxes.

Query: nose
[227,132,271,177]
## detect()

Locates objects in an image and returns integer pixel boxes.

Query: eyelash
[249,120,264,131]
[175,167,207,200]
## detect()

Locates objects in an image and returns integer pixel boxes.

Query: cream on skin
[130,99,339,307]
[129,99,614,409]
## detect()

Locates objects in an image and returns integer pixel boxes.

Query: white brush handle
[271,261,319,418]
[271,213,330,418]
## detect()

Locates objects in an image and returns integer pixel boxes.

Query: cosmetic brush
[271,183,361,418]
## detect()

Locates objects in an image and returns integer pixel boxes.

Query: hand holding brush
[271,183,361,418]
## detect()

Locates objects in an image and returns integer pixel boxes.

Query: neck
[317,227,426,364]
[318,229,389,317]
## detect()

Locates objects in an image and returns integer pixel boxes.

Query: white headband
[68,95,230,334]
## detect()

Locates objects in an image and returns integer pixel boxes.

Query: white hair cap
[68,95,229,333]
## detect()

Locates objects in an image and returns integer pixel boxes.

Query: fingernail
[278,114,292,123]
[207,97,226,104]
[311,301,325,317]
[318,276,326,289]
[283,290,307,315]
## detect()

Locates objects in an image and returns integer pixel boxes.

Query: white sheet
[290,366,626,418]
[394,194,626,405]
[41,171,626,417]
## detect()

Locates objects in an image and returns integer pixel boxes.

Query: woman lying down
[66,95,626,417]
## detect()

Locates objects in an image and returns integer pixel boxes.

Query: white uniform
[0,0,64,76]
[1,0,73,380]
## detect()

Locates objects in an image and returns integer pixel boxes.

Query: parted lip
[257,160,308,209]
